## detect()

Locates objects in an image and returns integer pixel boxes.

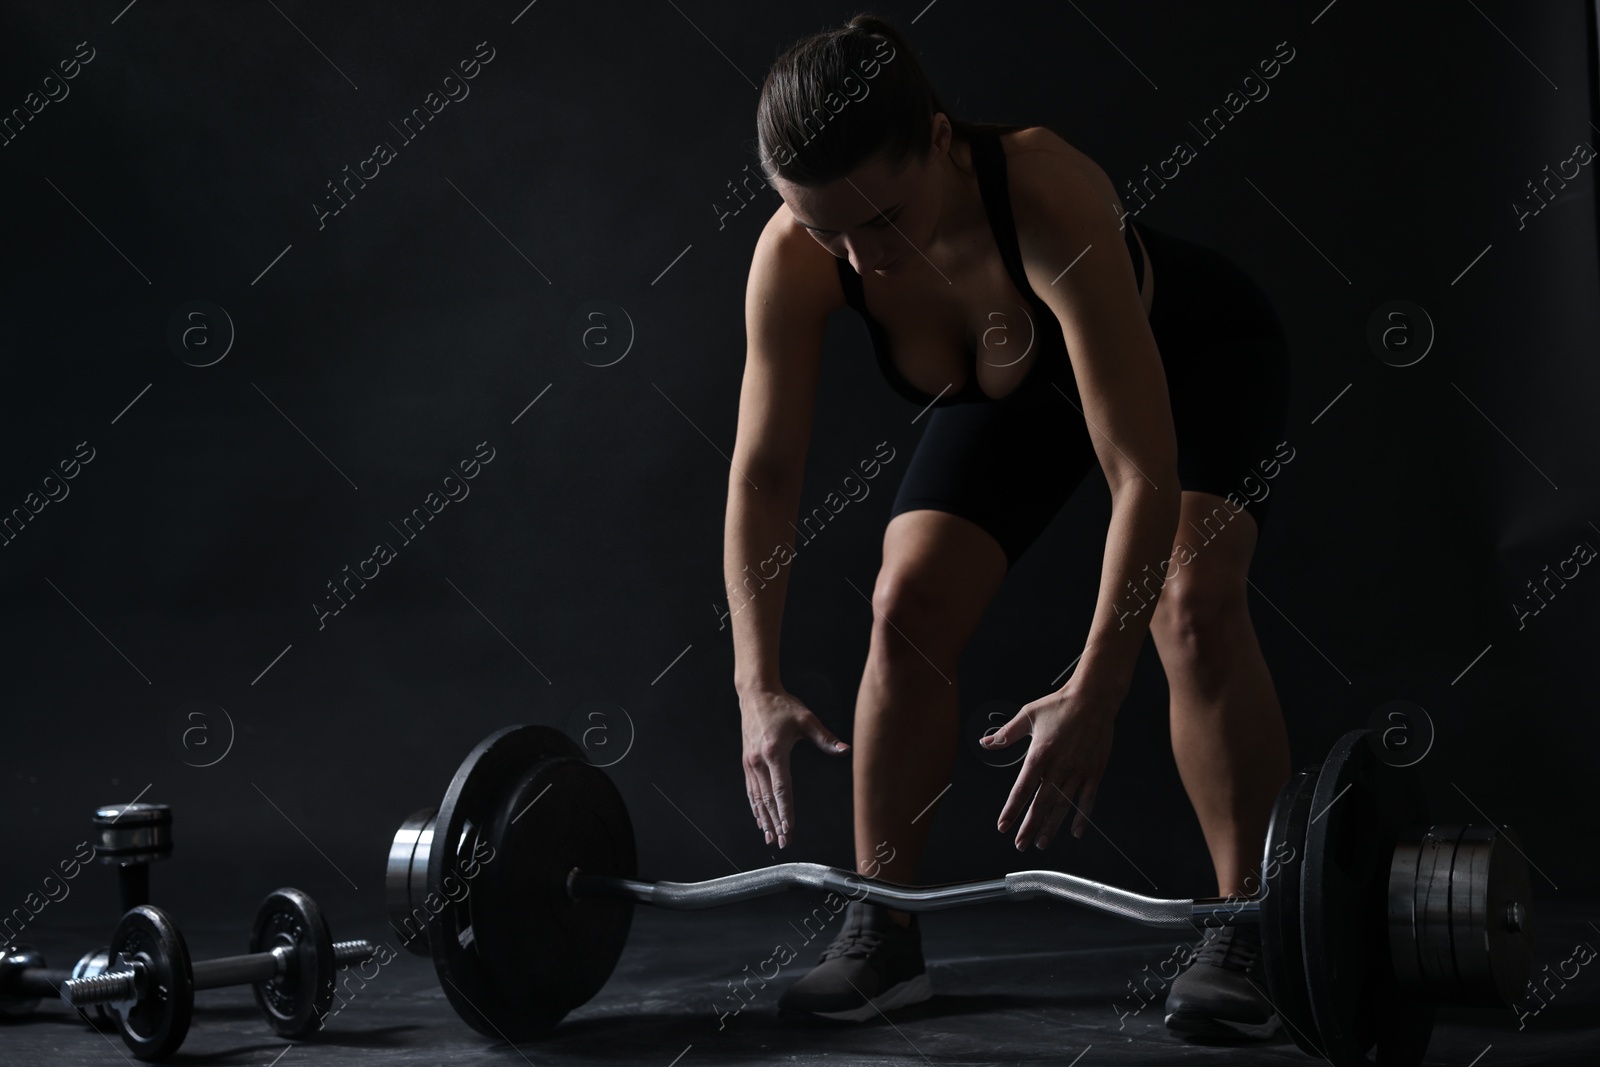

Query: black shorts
[889,224,1291,568]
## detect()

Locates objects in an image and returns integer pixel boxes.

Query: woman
[725,13,1291,1040]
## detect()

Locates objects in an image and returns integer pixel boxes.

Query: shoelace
[819,926,888,962]
[1193,926,1259,972]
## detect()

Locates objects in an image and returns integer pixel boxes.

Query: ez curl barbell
[387,724,1532,1066]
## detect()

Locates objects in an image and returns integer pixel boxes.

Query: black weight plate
[1302,729,1435,1066]
[249,887,336,1038]
[474,752,636,1039]
[1386,832,1420,996]
[109,905,194,1061]
[1259,767,1322,1057]
[427,724,636,1041]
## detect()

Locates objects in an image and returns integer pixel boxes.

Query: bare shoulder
[998,125,1124,239]
[736,204,836,485]
[997,126,1133,291]
[747,203,847,323]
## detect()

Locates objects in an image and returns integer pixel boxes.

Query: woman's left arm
[982,143,1182,851]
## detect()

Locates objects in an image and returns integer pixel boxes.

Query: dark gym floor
[6,896,1597,1066]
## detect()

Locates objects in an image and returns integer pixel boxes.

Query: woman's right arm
[725,210,851,849]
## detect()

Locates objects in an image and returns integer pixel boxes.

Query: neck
[925,131,987,267]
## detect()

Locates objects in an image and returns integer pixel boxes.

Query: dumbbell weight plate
[0,945,47,1017]
[93,802,173,858]
[1258,768,1321,1056]
[1302,729,1434,1066]
[107,905,194,1061]
[248,887,336,1038]
[425,724,636,1041]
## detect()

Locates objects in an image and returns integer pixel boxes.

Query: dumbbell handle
[65,939,374,1006]
[568,862,1261,929]
[193,939,373,991]
[3,967,75,999]
[118,864,151,911]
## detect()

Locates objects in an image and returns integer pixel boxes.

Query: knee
[1151,578,1249,668]
[868,566,964,668]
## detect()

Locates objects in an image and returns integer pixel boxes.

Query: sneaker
[776,900,932,1022]
[1162,922,1280,1040]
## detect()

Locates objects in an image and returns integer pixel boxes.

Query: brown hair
[756,12,1025,187]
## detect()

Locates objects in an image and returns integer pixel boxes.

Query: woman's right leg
[851,507,1009,919]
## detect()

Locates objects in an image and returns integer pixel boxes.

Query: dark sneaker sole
[1164,1008,1280,1040]
[779,973,933,1023]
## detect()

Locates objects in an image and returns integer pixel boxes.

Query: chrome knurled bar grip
[567,862,1259,930]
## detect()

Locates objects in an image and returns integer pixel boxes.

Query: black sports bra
[835,130,1146,409]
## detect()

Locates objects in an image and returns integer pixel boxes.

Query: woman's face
[777,117,952,276]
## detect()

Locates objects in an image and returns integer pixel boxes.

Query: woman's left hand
[981,680,1124,850]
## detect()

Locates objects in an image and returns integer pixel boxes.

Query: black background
[2,0,1596,944]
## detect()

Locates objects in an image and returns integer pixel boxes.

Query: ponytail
[756,11,1026,187]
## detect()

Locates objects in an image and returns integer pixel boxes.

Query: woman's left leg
[1147,489,1289,899]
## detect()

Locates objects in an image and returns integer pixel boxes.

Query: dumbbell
[0,945,124,1026]
[0,804,171,1027]
[93,802,173,912]
[63,888,375,1061]
[388,724,1535,1066]
[0,944,118,1020]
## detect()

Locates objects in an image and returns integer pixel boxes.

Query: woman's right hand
[739,688,850,848]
